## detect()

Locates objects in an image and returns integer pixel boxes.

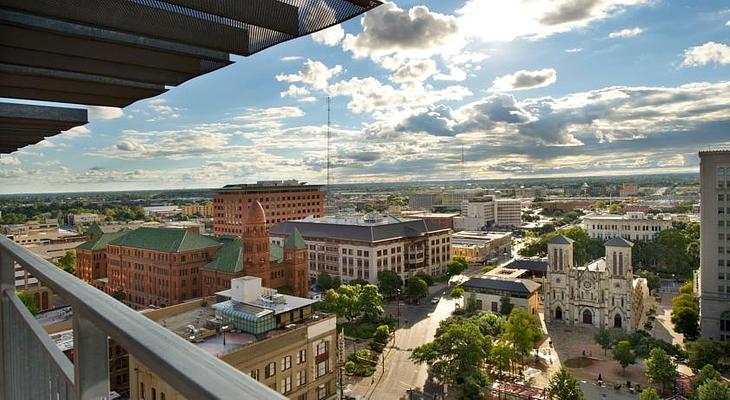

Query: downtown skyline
[1,0,729,193]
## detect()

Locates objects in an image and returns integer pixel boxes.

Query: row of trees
[410,308,543,399]
[519,223,700,277]
[671,282,700,340]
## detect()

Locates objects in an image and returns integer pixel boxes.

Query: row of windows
[214,194,322,203]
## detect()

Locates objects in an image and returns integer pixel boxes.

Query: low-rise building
[400,211,459,230]
[408,192,441,211]
[143,206,182,218]
[582,212,674,241]
[181,202,214,217]
[68,212,104,226]
[1,219,60,245]
[270,215,451,283]
[462,274,541,315]
[496,199,522,227]
[620,182,640,197]
[451,231,511,264]
[130,276,337,400]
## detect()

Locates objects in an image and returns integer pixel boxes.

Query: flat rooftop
[299,214,410,227]
[485,267,529,279]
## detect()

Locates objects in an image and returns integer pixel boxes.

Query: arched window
[618,252,623,275]
[553,248,558,270]
[614,314,622,328]
[559,249,564,271]
[612,252,617,275]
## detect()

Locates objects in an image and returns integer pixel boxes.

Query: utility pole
[326,96,332,212]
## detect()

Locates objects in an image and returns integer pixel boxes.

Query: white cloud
[726,20,730,27]
[608,27,643,38]
[61,126,92,139]
[281,56,303,62]
[87,106,124,120]
[491,68,557,91]
[342,2,460,60]
[144,99,182,121]
[457,0,649,42]
[681,42,730,67]
[565,48,583,53]
[0,156,21,166]
[280,85,311,98]
[276,59,343,90]
[33,140,55,148]
[389,59,439,83]
[434,67,467,82]
[312,24,345,46]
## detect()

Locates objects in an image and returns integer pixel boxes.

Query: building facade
[68,212,104,226]
[213,180,324,236]
[698,149,730,340]
[181,202,214,217]
[270,215,451,283]
[451,231,511,264]
[543,235,648,332]
[495,199,522,227]
[462,273,540,315]
[130,277,337,400]
[582,212,674,242]
[76,202,309,309]
[1,219,60,245]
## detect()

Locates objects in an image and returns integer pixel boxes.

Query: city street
[349,285,456,400]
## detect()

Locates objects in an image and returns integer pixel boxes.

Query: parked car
[431,297,440,304]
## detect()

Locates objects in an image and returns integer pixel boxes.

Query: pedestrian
[582,349,586,357]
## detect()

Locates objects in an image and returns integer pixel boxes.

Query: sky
[1,0,730,193]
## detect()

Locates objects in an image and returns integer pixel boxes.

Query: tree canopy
[320,284,383,322]
[697,379,730,400]
[639,388,660,400]
[612,340,636,372]
[502,308,543,361]
[406,277,428,300]
[499,295,514,316]
[316,271,340,291]
[56,249,76,275]
[644,347,677,394]
[377,270,403,297]
[546,368,585,400]
[594,327,612,355]
[447,256,469,276]
[518,226,603,266]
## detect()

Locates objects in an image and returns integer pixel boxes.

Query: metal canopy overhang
[0,0,381,154]
[0,102,88,154]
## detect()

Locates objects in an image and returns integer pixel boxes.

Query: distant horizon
[0,171,700,197]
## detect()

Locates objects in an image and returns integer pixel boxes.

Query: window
[251,369,260,381]
[318,385,328,400]
[140,382,145,399]
[281,355,292,371]
[297,349,306,364]
[296,369,307,386]
[316,361,327,378]
[316,341,327,356]
[281,376,292,394]
[265,362,277,378]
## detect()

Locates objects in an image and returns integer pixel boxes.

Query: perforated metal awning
[0,0,381,153]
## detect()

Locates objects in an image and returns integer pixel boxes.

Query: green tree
[679,281,694,295]
[17,291,39,315]
[321,285,362,321]
[489,341,515,377]
[518,226,603,266]
[697,379,730,400]
[317,272,334,291]
[692,365,721,396]
[594,327,612,356]
[503,308,543,364]
[56,249,76,275]
[499,295,514,316]
[470,311,504,337]
[406,277,428,300]
[645,347,677,395]
[377,270,403,297]
[636,270,661,292]
[671,306,699,340]
[373,325,390,344]
[608,203,622,214]
[415,271,434,286]
[447,256,469,276]
[639,388,660,400]
[545,368,585,400]
[449,285,464,299]
[612,340,636,374]
[359,284,384,321]
[411,319,490,397]
[685,338,730,374]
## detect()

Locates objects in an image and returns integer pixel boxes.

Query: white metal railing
[0,235,284,399]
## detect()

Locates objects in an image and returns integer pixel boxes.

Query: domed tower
[284,227,308,298]
[242,201,270,288]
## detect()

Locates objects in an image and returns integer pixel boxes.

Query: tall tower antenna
[326,96,332,210]
[461,143,466,183]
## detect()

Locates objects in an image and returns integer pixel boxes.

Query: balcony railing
[0,235,284,399]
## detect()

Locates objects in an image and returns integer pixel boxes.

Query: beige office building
[582,212,674,242]
[698,148,730,340]
[130,277,338,400]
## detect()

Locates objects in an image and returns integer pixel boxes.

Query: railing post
[73,312,110,399]
[0,247,15,399]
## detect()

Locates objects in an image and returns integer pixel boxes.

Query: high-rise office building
[698,148,730,340]
[213,180,324,235]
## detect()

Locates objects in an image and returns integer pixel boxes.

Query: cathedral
[543,235,649,332]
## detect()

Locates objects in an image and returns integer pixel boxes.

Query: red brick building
[76,202,309,308]
[202,202,308,297]
[213,180,324,236]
